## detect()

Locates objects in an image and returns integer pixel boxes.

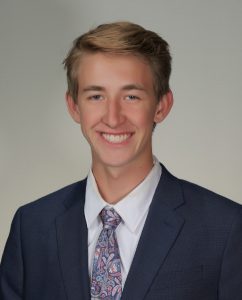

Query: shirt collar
[84,157,162,233]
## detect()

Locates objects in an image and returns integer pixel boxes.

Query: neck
[92,157,154,204]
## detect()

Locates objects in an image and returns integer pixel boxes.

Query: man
[1,22,242,300]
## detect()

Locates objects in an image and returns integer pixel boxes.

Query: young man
[1,22,242,300]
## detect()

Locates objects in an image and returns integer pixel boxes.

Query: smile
[101,133,132,143]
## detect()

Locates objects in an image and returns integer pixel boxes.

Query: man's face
[66,52,172,170]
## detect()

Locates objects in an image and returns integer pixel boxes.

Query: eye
[126,95,140,101]
[88,94,103,101]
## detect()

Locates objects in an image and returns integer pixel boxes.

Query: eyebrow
[82,84,146,93]
[121,84,145,91]
[82,85,104,92]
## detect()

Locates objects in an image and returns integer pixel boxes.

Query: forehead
[76,52,155,92]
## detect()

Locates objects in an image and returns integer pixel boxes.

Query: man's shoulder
[161,165,241,219]
[176,177,242,225]
[18,179,87,220]
[180,178,240,208]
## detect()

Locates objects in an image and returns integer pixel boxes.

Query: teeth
[102,133,131,143]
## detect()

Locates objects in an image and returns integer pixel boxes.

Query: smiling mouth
[101,133,132,143]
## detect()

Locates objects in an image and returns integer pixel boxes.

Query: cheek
[79,105,101,126]
[131,108,157,127]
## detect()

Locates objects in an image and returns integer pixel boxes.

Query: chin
[94,153,136,169]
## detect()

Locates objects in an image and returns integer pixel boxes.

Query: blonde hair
[63,22,172,102]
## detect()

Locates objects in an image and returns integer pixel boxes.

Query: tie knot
[100,207,122,230]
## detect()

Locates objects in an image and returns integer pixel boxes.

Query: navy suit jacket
[1,165,242,300]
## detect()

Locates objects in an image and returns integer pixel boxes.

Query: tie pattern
[91,207,122,299]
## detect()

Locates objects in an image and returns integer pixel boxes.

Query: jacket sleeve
[219,207,242,300]
[0,209,24,300]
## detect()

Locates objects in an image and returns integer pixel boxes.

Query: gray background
[1,0,242,258]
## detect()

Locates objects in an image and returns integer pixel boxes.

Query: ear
[154,90,173,123]
[65,92,81,124]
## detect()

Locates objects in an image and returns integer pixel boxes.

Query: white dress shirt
[84,157,162,289]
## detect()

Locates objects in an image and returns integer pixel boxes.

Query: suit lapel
[55,180,90,300]
[122,166,185,300]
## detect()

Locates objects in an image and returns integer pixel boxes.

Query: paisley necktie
[91,207,122,299]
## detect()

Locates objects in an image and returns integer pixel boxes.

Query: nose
[102,99,125,128]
